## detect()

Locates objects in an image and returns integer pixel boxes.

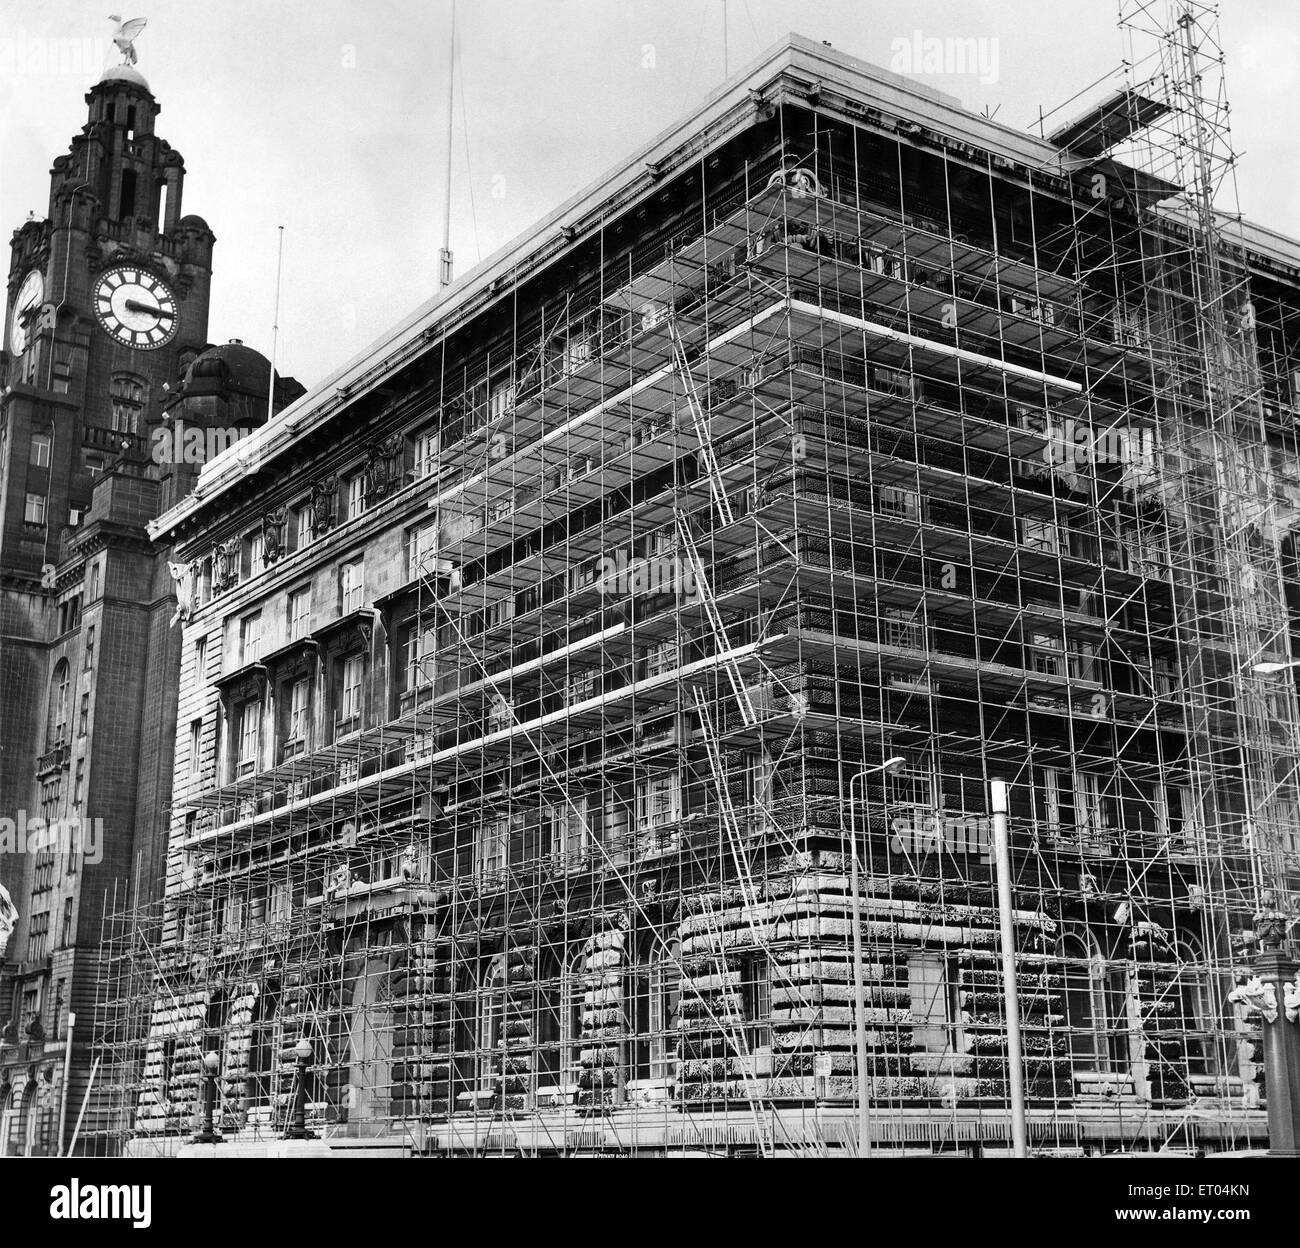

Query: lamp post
[847,756,906,1157]
[1241,660,1300,1154]
[990,779,1028,1158]
[192,1050,222,1145]
[284,1037,316,1140]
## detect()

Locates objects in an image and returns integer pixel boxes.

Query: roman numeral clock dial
[93,265,178,349]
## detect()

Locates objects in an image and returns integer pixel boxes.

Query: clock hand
[124,299,161,315]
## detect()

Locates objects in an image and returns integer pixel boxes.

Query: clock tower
[2,61,214,576]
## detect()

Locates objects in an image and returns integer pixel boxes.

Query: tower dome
[97,64,151,92]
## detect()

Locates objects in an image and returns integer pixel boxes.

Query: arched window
[46,660,70,748]
[1058,930,1123,1074]
[627,933,681,1086]
[1173,938,1220,1079]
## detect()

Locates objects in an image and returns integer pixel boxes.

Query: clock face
[93,265,178,349]
[9,268,44,355]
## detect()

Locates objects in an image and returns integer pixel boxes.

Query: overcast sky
[2,0,1297,388]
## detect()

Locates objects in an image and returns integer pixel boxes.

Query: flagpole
[268,224,284,422]
[440,0,456,286]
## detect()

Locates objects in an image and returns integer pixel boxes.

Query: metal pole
[66,1058,99,1159]
[439,0,456,286]
[56,1010,75,1156]
[267,225,284,424]
[848,771,870,1157]
[991,779,1028,1157]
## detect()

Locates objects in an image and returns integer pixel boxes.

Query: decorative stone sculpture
[1228,975,1279,1023]
[1285,973,1300,1025]
[399,843,419,882]
[168,560,196,626]
[364,434,404,501]
[262,506,287,565]
[327,863,352,898]
[212,537,240,593]
[311,476,336,537]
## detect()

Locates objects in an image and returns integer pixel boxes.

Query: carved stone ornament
[364,434,405,501]
[1229,975,1279,1024]
[168,559,197,626]
[311,476,337,537]
[399,843,420,882]
[1285,974,1300,1025]
[212,537,241,593]
[262,506,287,566]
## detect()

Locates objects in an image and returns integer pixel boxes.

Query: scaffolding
[85,20,1300,1155]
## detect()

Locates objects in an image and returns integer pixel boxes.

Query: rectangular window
[269,881,292,927]
[340,655,364,723]
[27,911,50,961]
[566,668,598,706]
[238,700,261,774]
[189,718,202,777]
[1020,517,1061,555]
[245,531,265,579]
[24,492,47,525]
[293,501,314,550]
[194,636,207,680]
[346,473,366,521]
[288,587,311,640]
[30,433,51,468]
[407,522,439,582]
[478,817,508,876]
[1030,629,1063,676]
[288,679,309,742]
[739,952,772,1053]
[413,428,440,479]
[87,562,100,601]
[877,485,921,520]
[240,612,262,664]
[644,638,680,678]
[60,899,73,949]
[84,625,95,671]
[72,758,85,806]
[635,772,681,831]
[547,799,589,867]
[404,626,435,692]
[340,560,364,613]
[1069,638,1098,682]
[85,457,104,478]
[1074,771,1105,840]
[883,606,923,650]
[40,776,61,824]
[78,693,90,737]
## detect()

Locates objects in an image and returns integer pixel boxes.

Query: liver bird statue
[108,15,148,65]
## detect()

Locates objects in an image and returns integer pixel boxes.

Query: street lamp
[283,1037,316,1141]
[1240,660,1300,1154]
[193,1050,222,1145]
[989,780,1028,1158]
[847,756,906,1157]
[1251,659,1300,676]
